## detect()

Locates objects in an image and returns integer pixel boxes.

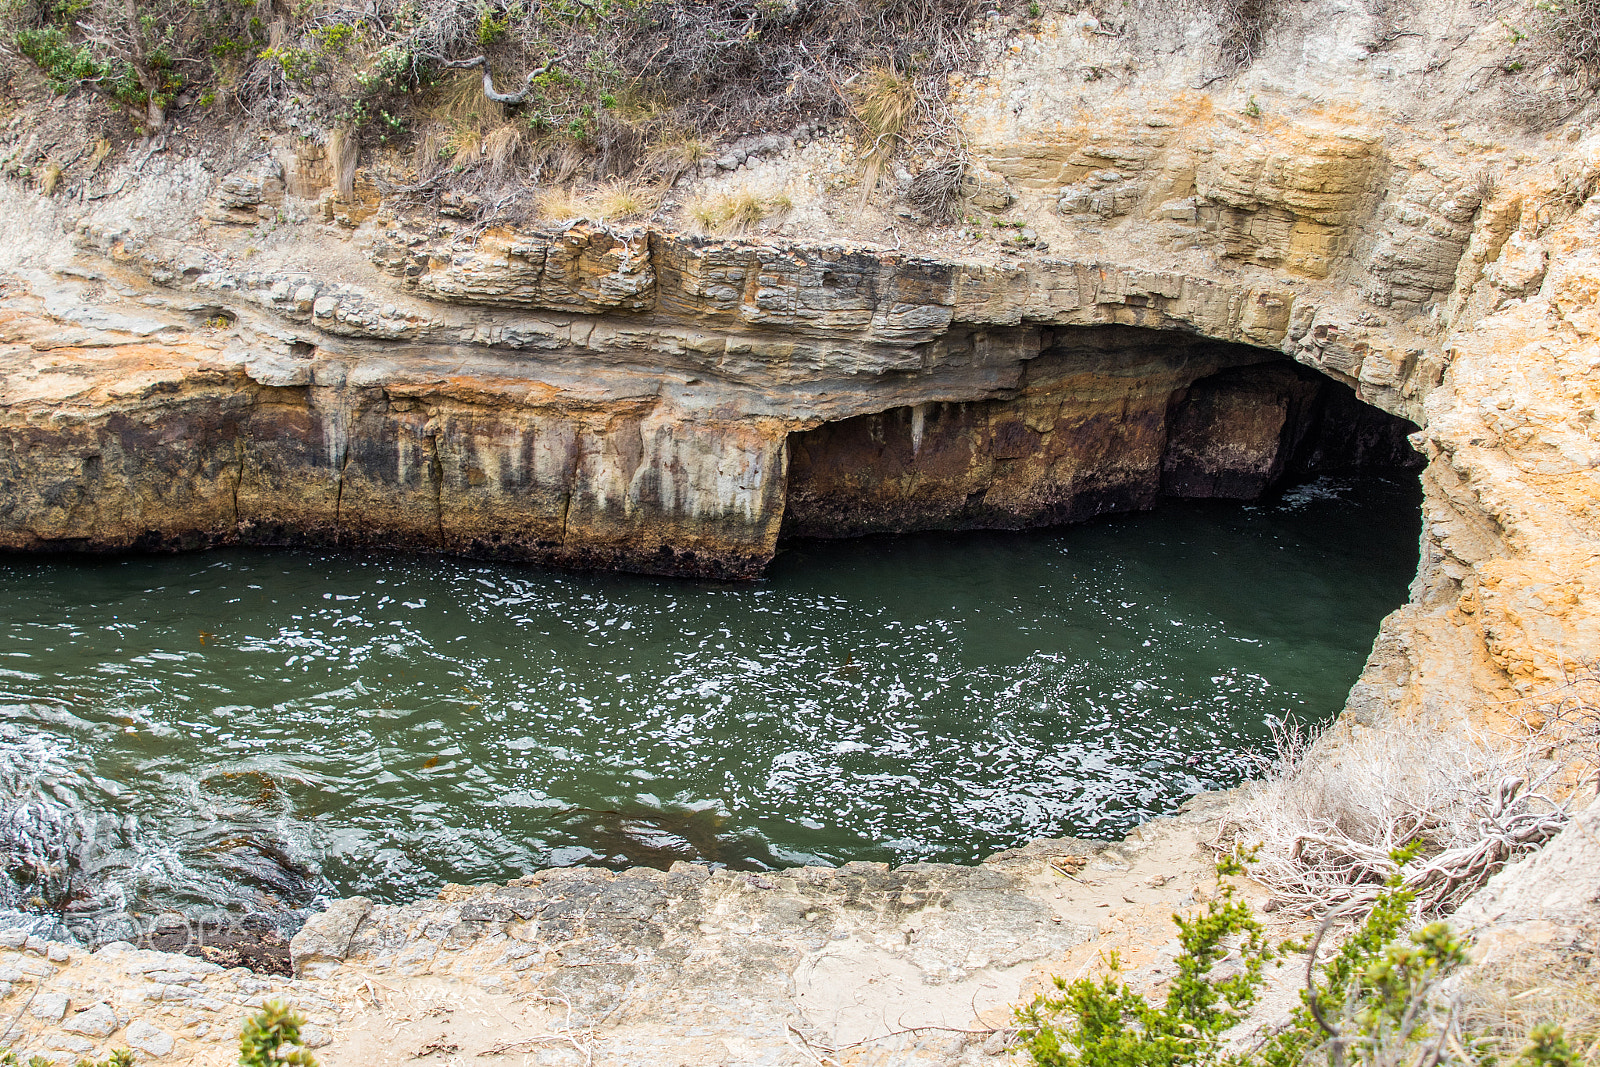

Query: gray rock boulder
[290,896,373,978]
[61,1002,118,1038]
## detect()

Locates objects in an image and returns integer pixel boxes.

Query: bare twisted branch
[439,54,560,105]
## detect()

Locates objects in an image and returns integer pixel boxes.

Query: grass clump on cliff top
[688,187,792,233]
[2,0,995,202]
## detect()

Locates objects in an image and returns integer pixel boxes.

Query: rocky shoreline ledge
[4,791,1595,1066]
[0,798,1250,1065]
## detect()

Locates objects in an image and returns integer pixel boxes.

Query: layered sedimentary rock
[0,220,1424,578]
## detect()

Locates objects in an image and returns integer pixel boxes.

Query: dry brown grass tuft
[536,185,589,221]
[1460,939,1600,1065]
[907,156,966,221]
[445,124,484,165]
[38,161,62,195]
[531,139,586,186]
[1471,166,1499,208]
[426,70,506,129]
[327,125,358,196]
[688,188,791,234]
[481,123,527,174]
[1219,720,1570,918]
[594,180,657,222]
[852,66,919,151]
[851,65,919,206]
[413,71,532,178]
[643,131,712,184]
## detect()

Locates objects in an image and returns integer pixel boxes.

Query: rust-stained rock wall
[0,345,789,578]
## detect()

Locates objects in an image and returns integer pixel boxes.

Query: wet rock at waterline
[138,920,294,977]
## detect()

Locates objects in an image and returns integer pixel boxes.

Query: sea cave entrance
[782,325,1422,541]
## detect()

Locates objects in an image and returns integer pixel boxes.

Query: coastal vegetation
[1018,849,1589,1067]
[0,0,1318,219]
[239,1002,319,1067]
[0,0,990,190]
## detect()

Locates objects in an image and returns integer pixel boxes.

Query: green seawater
[0,474,1419,936]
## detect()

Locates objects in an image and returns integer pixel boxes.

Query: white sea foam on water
[1274,475,1355,510]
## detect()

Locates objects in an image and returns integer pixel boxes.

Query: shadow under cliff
[781,326,1422,540]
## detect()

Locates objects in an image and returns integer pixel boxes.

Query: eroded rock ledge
[0,806,1238,1067]
[0,222,1424,578]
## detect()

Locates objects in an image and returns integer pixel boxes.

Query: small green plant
[258,45,320,82]
[1244,94,1262,118]
[476,10,509,45]
[2,1050,133,1067]
[239,1001,319,1067]
[1018,841,1581,1067]
[311,23,356,55]
[0,1050,51,1067]
[1517,1023,1580,1067]
[1017,858,1274,1067]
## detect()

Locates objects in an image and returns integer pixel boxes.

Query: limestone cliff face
[0,214,1430,577]
[0,89,1594,710]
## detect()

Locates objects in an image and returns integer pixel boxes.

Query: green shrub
[1017,844,1580,1067]
[5,0,259,128]
[13,26,142,105]
[238,1001,319,1067]
[1,1050,133,1067]
[1016,866,1273,1067]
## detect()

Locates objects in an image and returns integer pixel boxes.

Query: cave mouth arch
[781,326,1422,541]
